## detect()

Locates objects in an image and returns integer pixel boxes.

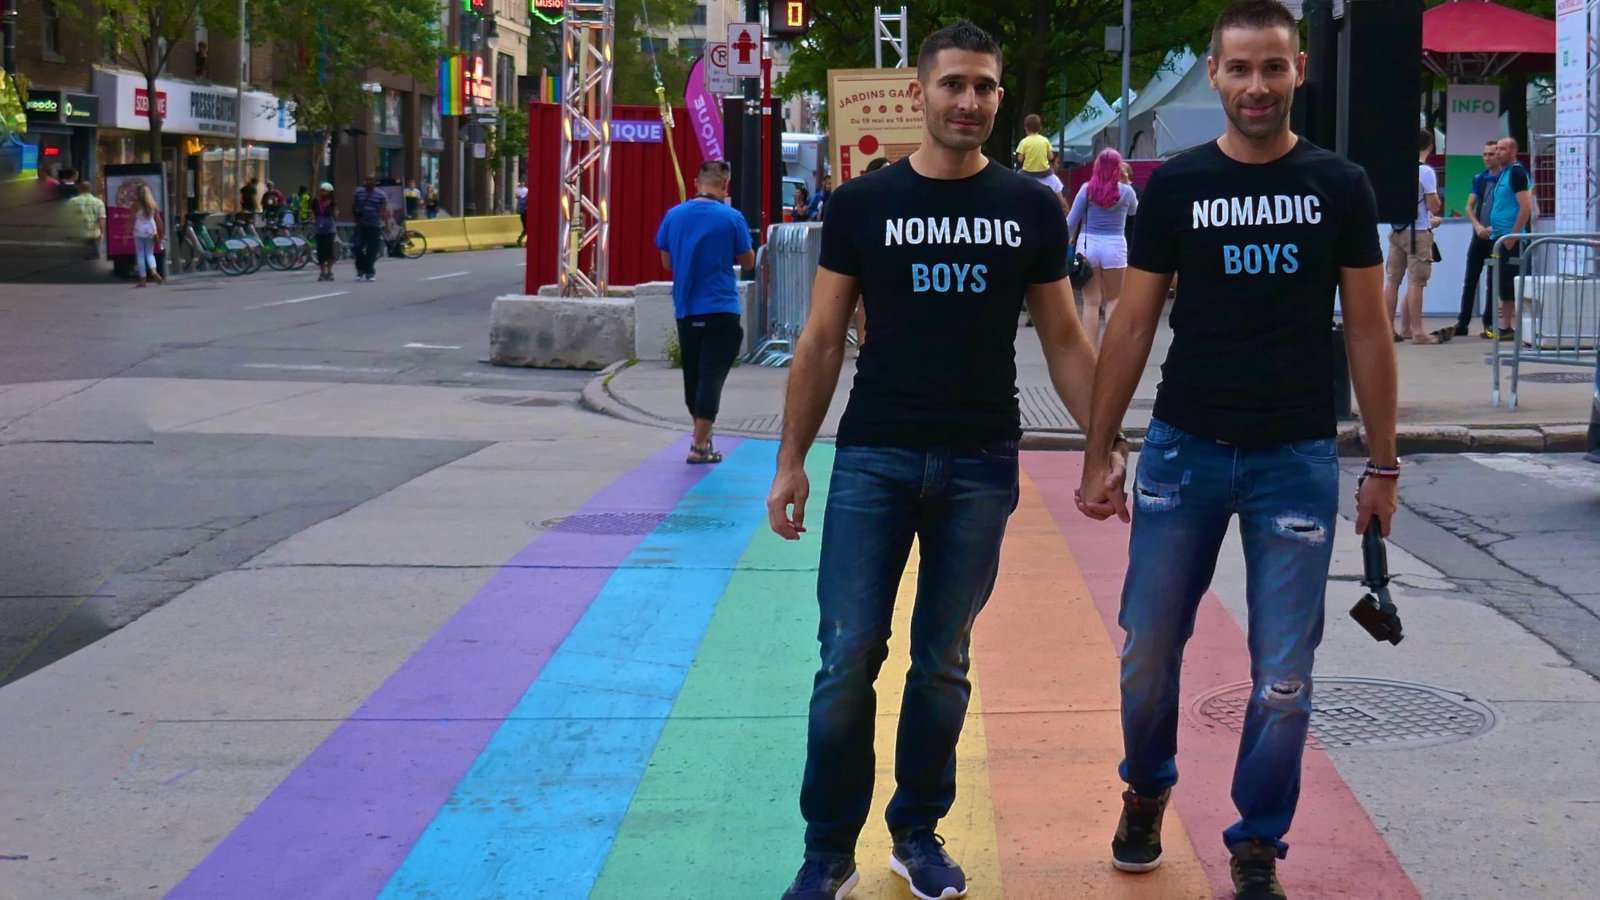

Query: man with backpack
[1485,136,1535,342]
[1383,130,1444,344]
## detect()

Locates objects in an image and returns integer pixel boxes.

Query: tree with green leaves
[89,0,240,161]
[525,0,699,108]
[776,0,1233,160]
[253,0,441,188]
[490,99,528,172]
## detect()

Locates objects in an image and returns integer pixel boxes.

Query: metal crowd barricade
[744,222,824,367]
[1490,233,1600,409]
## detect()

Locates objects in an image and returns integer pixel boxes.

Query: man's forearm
[1513,196,1533,234]
[1346,330,1399,465]
[1087,313,1157,458]
[776,334,844,469]
[1042,328,1099,435]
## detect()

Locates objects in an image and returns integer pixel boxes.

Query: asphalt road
[0,248,586,685]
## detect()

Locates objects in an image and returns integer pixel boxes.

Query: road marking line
[1465,453,1600,492]
[423,271,470,281]
[249,291,349,309]
[403,343,462,350]
[237,363,398,374]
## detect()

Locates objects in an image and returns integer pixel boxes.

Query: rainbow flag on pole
[438,57,464,116]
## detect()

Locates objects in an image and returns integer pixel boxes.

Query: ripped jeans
[1118,417,1338,856]
[800,442,1020,859]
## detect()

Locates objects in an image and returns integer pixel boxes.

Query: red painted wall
[524,102,709,292]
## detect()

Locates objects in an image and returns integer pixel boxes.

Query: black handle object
[1350,524,1404,645]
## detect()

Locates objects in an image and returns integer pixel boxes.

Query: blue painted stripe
[377,440,776,900]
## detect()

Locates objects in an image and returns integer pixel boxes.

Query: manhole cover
[472,395,562,407]
[1518,371,1593,384]
[1192,677,1496,750]
[538,512,732,535]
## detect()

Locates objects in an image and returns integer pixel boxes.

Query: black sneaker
[780,857,859,900]
[1499,327,1516,342]
[889,830,966,899]
[1111,788,1169,872]
[1230,840,1287,899]
[1453,324,1470,337]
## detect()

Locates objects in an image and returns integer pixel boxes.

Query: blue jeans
[801,442,1020,858]
[134,235,158,278]
[1118,418,1338,856]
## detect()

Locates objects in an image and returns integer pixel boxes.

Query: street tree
[88,0,240,162]
[526,0,697,107]
[253,0,441,188]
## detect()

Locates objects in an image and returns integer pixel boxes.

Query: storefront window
[421,98,440,140]
[382,89,402,136]
[421,153,440,193]
[198,146,270,213]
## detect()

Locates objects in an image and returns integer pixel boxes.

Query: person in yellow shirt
[1014,114,1054,174]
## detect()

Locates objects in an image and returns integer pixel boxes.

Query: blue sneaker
[780,856,859,900]
[889,830,967,899]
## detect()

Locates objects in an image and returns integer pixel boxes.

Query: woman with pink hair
[1067,148,1139,346]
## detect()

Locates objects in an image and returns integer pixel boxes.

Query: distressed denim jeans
[1118,417,1338,856]
[800,442,1020,859]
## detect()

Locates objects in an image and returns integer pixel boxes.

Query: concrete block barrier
[408,218,471,253]
[490,294,635,369]
[464,215,524,250]
[633,282,677,362]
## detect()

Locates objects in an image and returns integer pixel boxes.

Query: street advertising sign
[24,89,63,124]
[104,163,166,260]
[1443,84,1499,216]
[686,57,727,162]
[727,22,763,77]
[826,68,923,182]
[1554,0,1591,232]
[705,43,737,95]
[531,0,563,25]
[571,119,667,143]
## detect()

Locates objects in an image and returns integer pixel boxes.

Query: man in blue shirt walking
[656,160,756,464]
[1455,139,1501,336]
[352,175,390,283]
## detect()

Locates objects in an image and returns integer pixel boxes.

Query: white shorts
[1077,234,1129,270]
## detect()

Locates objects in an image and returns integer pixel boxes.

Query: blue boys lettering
[911,262,989,294]
[1222,243,1300,275]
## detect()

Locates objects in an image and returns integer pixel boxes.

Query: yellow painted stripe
[852,542,1005,898]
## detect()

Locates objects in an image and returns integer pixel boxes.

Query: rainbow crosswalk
[168,438,1417,899]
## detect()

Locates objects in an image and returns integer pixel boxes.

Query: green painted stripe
[591,444,836,898]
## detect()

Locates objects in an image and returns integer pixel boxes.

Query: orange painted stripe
[1023,453,1421,899]
[970,470,1212,898]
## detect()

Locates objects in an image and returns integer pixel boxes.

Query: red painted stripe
[1022,453,1421,899]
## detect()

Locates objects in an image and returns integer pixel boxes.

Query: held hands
[767,465,811,541]
[1075,444,1131,523]
[1355,476,1398,538]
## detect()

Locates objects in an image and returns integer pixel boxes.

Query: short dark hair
[698,160,732,182]
[1210,0,1300,58]
[1023,114,1042,133]
[1418,129,1434,153]
[864,157,890,173]
[916,20,1002,82]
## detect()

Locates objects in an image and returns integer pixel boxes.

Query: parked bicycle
[384,219,427,260]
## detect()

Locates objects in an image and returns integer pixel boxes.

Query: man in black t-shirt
[1078,3,1400,898]
[767,20,1123,900]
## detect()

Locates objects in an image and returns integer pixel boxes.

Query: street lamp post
[235,0,245,206]
[1119,0,1131,156]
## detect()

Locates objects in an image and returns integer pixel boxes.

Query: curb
[583,368,1590,454]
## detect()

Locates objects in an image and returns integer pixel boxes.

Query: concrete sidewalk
[592,315,1595,453]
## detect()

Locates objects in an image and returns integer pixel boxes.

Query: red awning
[1423,0,1556,56]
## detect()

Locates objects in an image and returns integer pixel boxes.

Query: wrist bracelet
[1363,461,1401,479]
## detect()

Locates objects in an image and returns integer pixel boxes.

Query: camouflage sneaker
[1111,788,1170,873]
[1230,840,1288,899]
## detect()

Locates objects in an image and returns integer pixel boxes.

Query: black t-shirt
[1129,139,1381,446]
[819,159,1069,447]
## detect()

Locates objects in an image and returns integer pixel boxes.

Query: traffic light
[769,0,810,38]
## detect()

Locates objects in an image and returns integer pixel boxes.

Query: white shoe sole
[835,869,860,899]
[1112,853,1164,873]
[888,853,967,899]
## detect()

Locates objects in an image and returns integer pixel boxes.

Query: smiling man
[1077,2,1400,898]
[768,19,1123,900]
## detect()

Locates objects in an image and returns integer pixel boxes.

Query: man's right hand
[1076,453,1131,523]
[1474,223,1490,240]
[767,465,810,540]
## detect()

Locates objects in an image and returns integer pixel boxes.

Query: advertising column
[825,69,924,183]
[1554,0,1592,233]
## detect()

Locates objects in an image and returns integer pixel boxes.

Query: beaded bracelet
[1363,461,1401,479]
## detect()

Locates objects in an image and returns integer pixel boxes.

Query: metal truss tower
[874,7,909,69]
[557,1,615,296]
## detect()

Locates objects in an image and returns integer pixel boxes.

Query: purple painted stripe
[168,435,732,900]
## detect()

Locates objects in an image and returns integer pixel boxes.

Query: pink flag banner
[685,57,726,163]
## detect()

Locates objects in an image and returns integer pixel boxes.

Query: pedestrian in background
[1486,136,1535,341]
[1383,129,1445,344]
[810,174,831,222]
[312,183,338,282]
[240,178,259,220]
[1456,139,1501,337]
[1067,147,1139,348]
[351,175,390,283]
[130,185,165,287]
[295,186,312,224]
[791,185,811,221]
[55,167,79,202]
[425,184,441,219]
[405,180,423,220]
[1014,112,1055,175]
[65,179,105,260]
[655,160,755,465]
